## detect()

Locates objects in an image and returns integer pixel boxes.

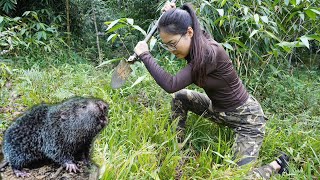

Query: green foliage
[60,0,125,62]
[0,0,115,61]
[105,18,147,42]
[191,0,320,73]
[103,0,160,29]
[257,69,320,179]
[103,18,147,58]
[0,11,65,54]
[1,51,319,178]
[0,0,16,14]
[0,0,66,17]
[99,17,150,86]
[0,62,12,88]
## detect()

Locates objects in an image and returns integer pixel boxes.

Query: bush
[189,0,320,72]
[0,11,65,54]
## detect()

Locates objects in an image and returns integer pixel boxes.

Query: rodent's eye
[81,105,87,109]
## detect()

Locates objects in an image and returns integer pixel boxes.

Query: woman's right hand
[134,41,149,56]
[161,1,176,13]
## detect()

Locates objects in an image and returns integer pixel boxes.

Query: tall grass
[1,50,319,179]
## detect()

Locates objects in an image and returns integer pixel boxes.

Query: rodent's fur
[2,97,108,176]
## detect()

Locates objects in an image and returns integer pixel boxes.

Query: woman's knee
[172,89,191,101]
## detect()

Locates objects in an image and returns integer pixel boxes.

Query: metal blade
[111,60,132,89]
[110,0,177,89]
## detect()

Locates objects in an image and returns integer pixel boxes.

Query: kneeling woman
[134,3,288,179]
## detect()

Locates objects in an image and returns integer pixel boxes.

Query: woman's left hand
[134,41,149,56]
[161,1,176,13]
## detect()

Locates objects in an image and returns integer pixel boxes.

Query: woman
[134,2,288,179]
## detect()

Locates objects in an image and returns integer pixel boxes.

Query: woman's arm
[139,51,193,93]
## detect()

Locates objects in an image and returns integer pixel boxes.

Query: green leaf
[273,0,280,6]
[249,30,258,38]
[216,9,224,17]
[285,0,289,5]
[306,34,320,42]
[276,41,305,52]
[46,27,56,33]
[229,38,247,49]
[0,16,3,24]
[254,14,259,24]
[106,24,126,34]
[287,11,299,22]
[13,17,20,21]
[44,45,51,52]
[298,12,305,21]
[41,31,47,40]
[118,18,128,24]
[36,32,42,40]
[201,0,212,8]
[20,28,27,35]
[213,151,225,158]
[132,25,147,36]
[219,19,225,27]
[2,1,16,14]
[260,16,269,24]
[290,0,296,6]
[220,0,227,7]
[310,9,320,15]
[36,23,40,30]
[224,159,237,165]
[276,42,293,52]
[96,58,123,68]
[257,0,262,5]
[243,6,249,16]
[149,36,157,50]
[39,23,45,30]
[222,43,234,50]
[269,64,278,74]
[107,34,118,42]
[130,75,147,88]
[264,30,281,42]
[126,18,134,25]
[31,12,39,22]
[22,11,31,16]
[105,19,120,31]
[300,36,309,49]
[0,42,9,46]
[305,9,316,20]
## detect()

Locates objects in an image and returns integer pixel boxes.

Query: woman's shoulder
[205,38,229,60]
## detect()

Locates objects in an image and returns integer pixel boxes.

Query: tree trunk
[93,8,102,64]
[66,0,71,45]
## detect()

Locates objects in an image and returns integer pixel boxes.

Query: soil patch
[0,162,99,180]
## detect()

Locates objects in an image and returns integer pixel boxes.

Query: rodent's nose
[98,101,108,112]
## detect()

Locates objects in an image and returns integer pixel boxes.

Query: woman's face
[159,27,193,59]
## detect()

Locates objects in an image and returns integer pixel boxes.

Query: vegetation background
[1,0,319,179]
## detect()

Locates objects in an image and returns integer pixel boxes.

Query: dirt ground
[0,161,99,180]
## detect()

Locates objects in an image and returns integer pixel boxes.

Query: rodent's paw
[13,169,30,177]
[64,162,80,173]
[82,158,91,166]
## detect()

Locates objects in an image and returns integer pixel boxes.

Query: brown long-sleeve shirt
[139,39,249,112]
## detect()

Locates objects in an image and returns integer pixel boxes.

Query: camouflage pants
[171,89,266,166]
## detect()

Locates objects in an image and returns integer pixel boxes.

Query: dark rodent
[1,97,109,177]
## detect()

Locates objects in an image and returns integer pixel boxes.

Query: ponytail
[159,4,215,86]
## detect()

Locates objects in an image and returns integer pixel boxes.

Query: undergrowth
[0,50,319,179]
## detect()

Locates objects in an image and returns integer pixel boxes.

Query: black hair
[158,3,215,86]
